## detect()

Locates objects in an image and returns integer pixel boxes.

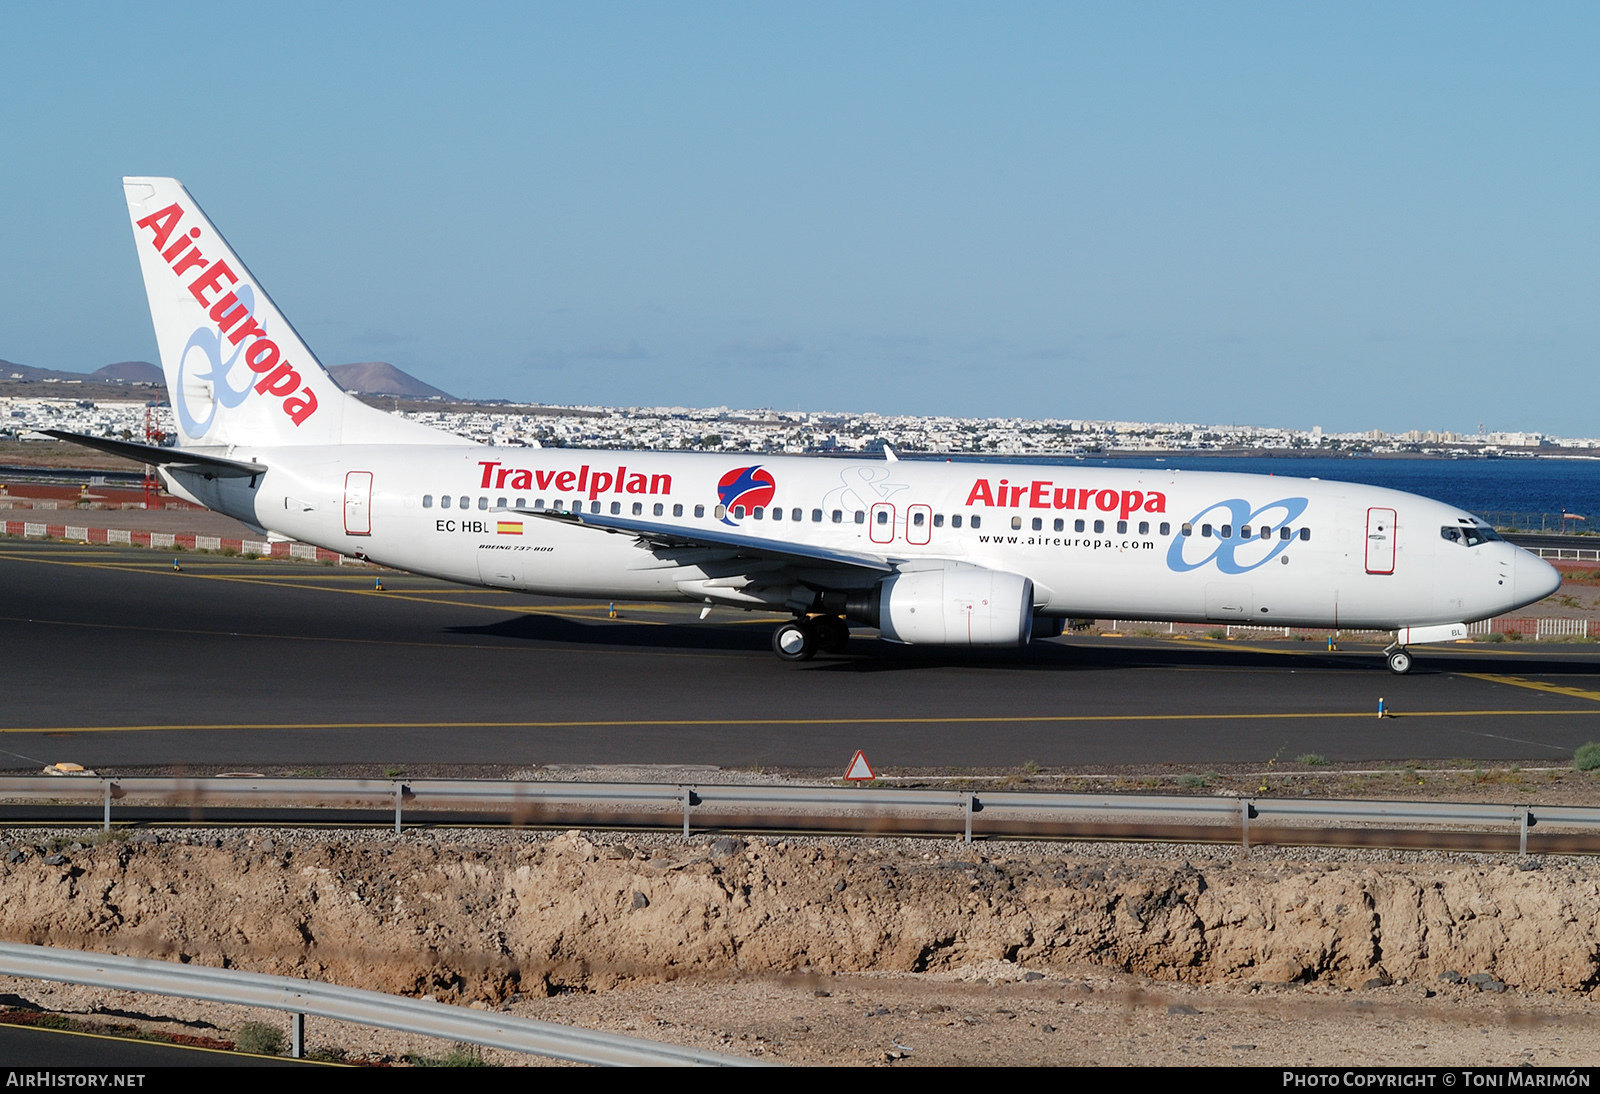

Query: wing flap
[522,508,893,573]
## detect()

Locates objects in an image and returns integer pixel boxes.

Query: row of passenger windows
[1184,523,1310,541]
[418,494,1312,541]
[421,495,987,525]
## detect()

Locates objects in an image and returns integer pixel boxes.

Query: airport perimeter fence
[0,775,1593,855]
[1,518,357,563]
[1102,618,1591,641]
[1481,511,1596,535]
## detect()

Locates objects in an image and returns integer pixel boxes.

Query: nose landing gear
[1384,646,1414,675]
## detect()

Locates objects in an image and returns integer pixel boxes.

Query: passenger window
[534,498,545,510]
[951,514,963,528]
[877,510,889,525]
[1259,526,1270,540]
[1093,520,1105,533]
[1117,520,1127,534]
[1220,524,1232,538]
[1241,525,1251,539]
[855,511,865,524]
[934,514,944,528]
[552,500,564,512]
[734,505,745,519]
[772,507,782,521]
[913,511,925,527]
[715,504,726,519]
[792,508,802,522]
[694,504,705,518]
[812,509,823,522]
[831,510,842,523]
[1011,516,1023,530]
[1202,524,1212,537]
[1181,523,1191,536]
[673,504,683,517]
[494,497,505,509]
[970,515,981,529]
[1053,518,1063,532]
[633,502,644,516]
[515,497,525,508]
[1138,521,1149,535]
[478,497,488,511]
[653,503,664,516]
[1299,528,1311,541]
[423,494,433,508]
[1030,517,1041,531]
[1280,526,1291,541]
[1075,519,1085,532]
[1160,522,1170,535]
[611,501,621,515]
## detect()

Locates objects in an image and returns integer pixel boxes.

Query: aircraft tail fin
[122,177,461,449]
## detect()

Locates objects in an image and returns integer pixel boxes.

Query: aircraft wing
[522,508,894,573]
[40,430,266,479]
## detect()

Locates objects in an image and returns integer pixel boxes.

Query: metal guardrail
[0,942,757,1066]
[0,776,1589,853]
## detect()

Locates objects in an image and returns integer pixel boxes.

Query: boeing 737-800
[46,178,1563,673]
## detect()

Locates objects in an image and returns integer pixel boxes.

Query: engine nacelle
[851,564,1034,646]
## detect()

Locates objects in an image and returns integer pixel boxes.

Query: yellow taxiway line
[1462,673,1600,704]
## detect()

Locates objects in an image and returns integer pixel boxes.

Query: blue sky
[1,3,1595,434]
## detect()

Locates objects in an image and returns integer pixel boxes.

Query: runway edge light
[844,750,875,782]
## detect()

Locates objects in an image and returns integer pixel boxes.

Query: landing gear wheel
[813,615,850,654]
[1386,649,1413,675]
[772,619,818,662]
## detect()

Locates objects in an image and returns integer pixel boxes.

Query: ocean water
[939,455,1600,527]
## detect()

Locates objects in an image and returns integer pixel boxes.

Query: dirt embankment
[3,831,1599,1001]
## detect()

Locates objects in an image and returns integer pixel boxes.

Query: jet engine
[846,564,1034,646]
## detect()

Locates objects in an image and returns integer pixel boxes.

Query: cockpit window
[1443,524,1502,547]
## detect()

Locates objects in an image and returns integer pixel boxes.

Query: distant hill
[1,360,75,382]
[328,361,453,400]
[1,358,161,384]
[92,361,163,383]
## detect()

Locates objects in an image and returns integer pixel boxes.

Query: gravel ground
[0,825,1597,1066]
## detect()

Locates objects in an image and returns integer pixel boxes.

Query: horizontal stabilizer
[40,430,265,479]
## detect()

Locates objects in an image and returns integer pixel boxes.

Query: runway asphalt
[3,539,1600,773]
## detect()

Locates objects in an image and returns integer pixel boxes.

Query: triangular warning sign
[843,750,875,781]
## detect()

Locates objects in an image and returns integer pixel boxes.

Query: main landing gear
[771,615,851,662]
[1384,646,1414,675]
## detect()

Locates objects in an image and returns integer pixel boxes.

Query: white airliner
[49,177,1562,673]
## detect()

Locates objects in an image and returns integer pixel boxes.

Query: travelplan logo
[1166,497,1309,574]
[135,202,319,437]
[717,466,775,525]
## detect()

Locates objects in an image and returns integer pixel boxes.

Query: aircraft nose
[1514,549,1562,605]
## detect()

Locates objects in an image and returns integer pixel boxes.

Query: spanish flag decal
[496,521,523,535]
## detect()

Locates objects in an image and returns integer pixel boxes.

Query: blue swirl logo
[1165,496,1309,574]
[174,286,259,439]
